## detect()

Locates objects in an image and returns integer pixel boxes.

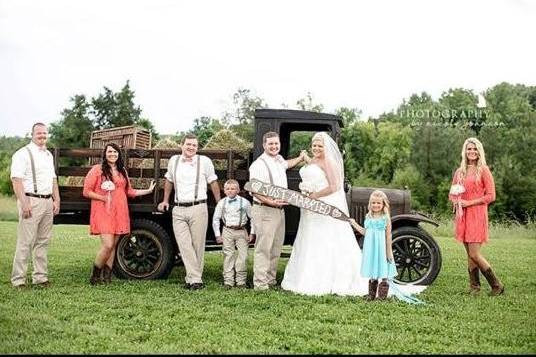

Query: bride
[281,132,369,296]
[281,132,428,300]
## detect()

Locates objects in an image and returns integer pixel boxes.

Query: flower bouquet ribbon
[101,180,116,214]
[449,183,465,219]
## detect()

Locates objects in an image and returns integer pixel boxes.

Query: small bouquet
[449,183,465,219]
[299,182,314,197]
[101,180,116,213]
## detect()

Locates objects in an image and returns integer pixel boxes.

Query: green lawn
[0,195,17,222]
[0,220,535,354]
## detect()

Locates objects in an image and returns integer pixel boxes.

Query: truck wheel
[113,219,175,280]
[391,226,442,286]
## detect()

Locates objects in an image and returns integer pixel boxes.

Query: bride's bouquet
[299,182,315,197]
[449,183,465,219]
[101,180,116,213]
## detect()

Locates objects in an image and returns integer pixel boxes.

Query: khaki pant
[172,203,208,284]
[221,227,249,286]
[11,197,54,286]
[252,205,285,289]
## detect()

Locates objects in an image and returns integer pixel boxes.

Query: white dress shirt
[11,142,56,195]
[248,152,288,203]
[212,196,254,237]
[164,154,218,203]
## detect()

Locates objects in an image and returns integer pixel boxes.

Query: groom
[249,131,305,290]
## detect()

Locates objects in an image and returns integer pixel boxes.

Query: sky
[1,0,535,137]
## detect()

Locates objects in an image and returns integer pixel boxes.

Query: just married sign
[244,179,350,221]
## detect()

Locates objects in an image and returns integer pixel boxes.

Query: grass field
[0,195,17,222]
[0,219,535,354]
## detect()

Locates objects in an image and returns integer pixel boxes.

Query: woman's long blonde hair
[367,190,390,219]
[457,137,487,182]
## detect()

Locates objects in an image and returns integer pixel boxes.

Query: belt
[253,202,283,210]
[176,199,207,207]
[25,193,52,199]
[224,225,246,230]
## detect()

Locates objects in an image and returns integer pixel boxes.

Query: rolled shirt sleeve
[10,150,26,179]
[203,156,218,183]
[164,155,178,183]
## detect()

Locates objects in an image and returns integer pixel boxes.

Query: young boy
[212,179,255,288]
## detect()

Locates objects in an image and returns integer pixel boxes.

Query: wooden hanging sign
[244,179,350,221]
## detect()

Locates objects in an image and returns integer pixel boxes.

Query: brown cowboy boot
[90,264,103,285]
[468,268,481,295]
[481,267,504,296]
[366,280,378,301]
[102,265,113,284]
[377,281,389,300]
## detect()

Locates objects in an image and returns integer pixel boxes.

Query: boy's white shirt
[212,196,254,237]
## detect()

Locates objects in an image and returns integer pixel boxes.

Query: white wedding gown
[281,164,428,299]
[281,164,369,296]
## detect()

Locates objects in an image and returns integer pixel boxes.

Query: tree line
[0,82,534,222]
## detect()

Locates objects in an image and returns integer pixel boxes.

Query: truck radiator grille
[352,205,368,225]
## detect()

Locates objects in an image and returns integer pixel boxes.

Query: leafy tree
[296,92,324,113]
[370,122,412,183]
[92,81,145,130]
[0,152,14,195]
[225,88,267,142]
[49,94,94,148]
[190,117,226,147]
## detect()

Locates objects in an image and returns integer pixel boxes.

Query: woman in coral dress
[449,137,503,296]
[83,143,155,285]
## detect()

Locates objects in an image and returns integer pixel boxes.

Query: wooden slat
[59,167,92,176]
[59,148,102,158]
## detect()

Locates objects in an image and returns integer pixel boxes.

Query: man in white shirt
[249,131,305,290]
[10,123,60,288]
[158,134,221,290]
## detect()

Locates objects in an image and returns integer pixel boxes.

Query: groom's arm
[286,151,305,169]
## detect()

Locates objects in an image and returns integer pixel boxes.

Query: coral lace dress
[449,165,496,244]
[83,165,137,235]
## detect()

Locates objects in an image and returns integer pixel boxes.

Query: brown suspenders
[25,147,38,194]
[173,155,201,203]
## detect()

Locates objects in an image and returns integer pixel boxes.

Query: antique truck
[54,109,442,285]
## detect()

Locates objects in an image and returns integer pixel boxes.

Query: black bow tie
[228,197,237,202]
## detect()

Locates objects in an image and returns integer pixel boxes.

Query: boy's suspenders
[173,155,201,203]
[221,197,244,227]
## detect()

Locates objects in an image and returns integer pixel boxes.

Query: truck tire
[113,219,175,280]
[391,226,442,286]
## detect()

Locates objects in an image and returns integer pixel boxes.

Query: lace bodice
[364,216,387,230]
[299,164,329,192]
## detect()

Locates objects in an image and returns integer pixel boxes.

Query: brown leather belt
[225,225,246,230]
[25,193,52,199]
[177,199,207,207]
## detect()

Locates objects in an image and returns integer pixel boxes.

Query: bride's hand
[300,150,311,164]
[309,192,319,200]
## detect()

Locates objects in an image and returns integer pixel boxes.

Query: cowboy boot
[366,280,378,301]
[90,265,103,285]
[102,265,113,284]
[481,267,504,296]
[468,268,481,295]
[377,281,389,300]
